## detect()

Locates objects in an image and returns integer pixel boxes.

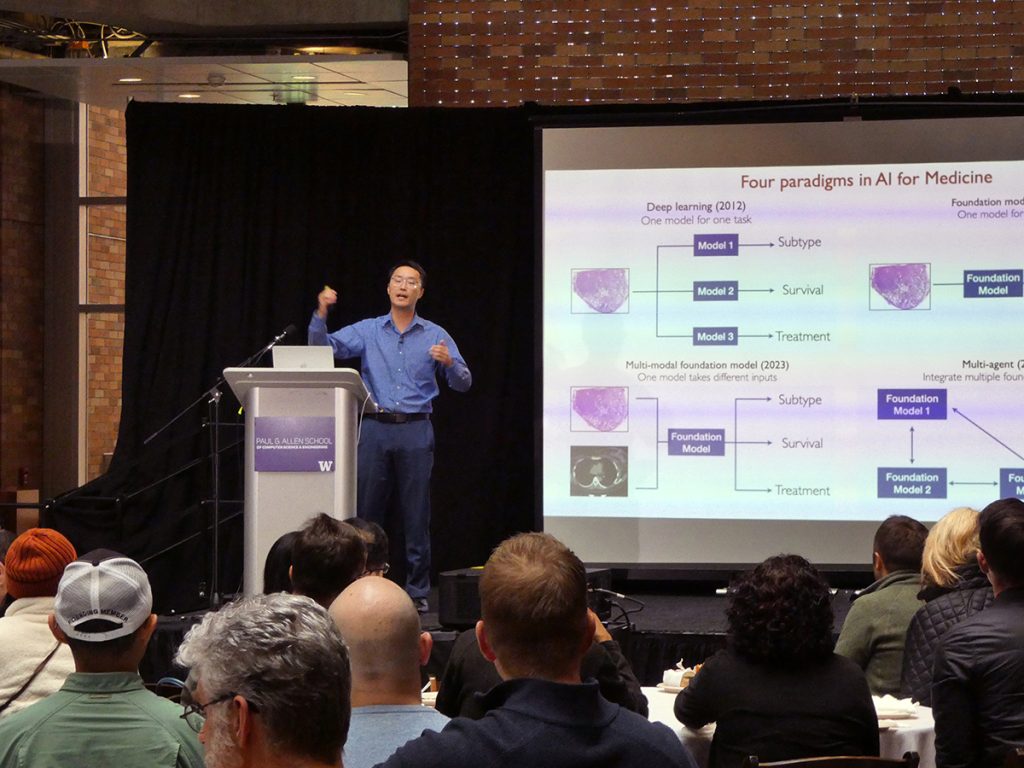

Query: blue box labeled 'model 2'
[878,467,947,499]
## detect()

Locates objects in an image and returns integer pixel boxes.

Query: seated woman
[674,554,878,768]
[899,506,994,705]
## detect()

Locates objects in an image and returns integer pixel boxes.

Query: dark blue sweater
[377,677,695,768]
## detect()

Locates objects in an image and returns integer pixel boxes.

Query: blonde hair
[921,507,980,589]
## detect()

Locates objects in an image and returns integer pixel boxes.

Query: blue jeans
[357,418,434,599]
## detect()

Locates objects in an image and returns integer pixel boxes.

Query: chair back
[743,753,920,768]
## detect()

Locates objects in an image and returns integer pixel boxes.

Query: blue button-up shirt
[308,312,471,413]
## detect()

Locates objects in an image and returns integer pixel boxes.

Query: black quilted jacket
[898,562,994,705]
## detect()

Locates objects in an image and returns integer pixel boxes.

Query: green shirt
[0,671,204,768]
[835,570,924,696]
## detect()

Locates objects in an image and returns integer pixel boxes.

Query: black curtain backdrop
[48,102,536,612]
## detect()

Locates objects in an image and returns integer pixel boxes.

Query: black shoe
[414,598,429,614]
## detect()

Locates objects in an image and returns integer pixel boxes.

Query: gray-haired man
[176,592,351,768]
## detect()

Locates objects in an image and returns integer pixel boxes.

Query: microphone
[273,324,297,344]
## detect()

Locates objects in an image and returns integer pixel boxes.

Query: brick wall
[409,1,1024,106]
[0,85,45,490]
[84,106,126,480]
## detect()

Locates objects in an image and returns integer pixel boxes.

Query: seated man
[835,514,928,695]
[0,550,203,768]
[379,532,694,768]
[176,593,350,768]
[933,497,1024,768]
[436,609,648,719]
[290,513,367,608]
[0,528,77,718]
[329,577,448,768]
[343,517,390,576]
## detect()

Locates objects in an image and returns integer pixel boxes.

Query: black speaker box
[438,566,613,629]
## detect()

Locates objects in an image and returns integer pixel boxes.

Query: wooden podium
[224,367,373,594]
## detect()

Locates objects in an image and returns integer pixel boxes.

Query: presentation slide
[541,117,1024,566]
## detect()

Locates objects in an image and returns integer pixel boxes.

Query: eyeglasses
[363,563,391,577]
[180,692,255,732]
[389,276,421,288]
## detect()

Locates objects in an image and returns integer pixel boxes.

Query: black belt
[364,412,430,424]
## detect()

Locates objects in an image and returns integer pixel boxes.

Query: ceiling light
[118,77,142,83]
[292,75,317,82]
[178,93,201,99]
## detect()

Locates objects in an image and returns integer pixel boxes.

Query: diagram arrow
[933,282,964,287]
[725,440,773,445]
[738,333,773,339]
[949,481,998,486]
[953,408,1024,461]
[738,288,775,293]
[636,396,660,490]
[632,288,693,294]
[743,243,776,248]
[734,397,773,492]
[909,427,915,464]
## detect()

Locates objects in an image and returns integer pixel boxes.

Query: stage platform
[144,585,861,688]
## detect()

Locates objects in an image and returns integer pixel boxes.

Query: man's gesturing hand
[429,339,453,367]
[317,285,338,318]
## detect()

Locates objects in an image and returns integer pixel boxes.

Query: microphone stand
[140,326,295,609]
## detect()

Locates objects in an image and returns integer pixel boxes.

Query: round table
[642,686,936,768]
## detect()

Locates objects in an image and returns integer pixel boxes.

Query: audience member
[262,529,298,593]
[0,528,16,615]
[933,497,1024,768]
[330,577,448,768]
[0,528,77,718]
[900,506,993,705]
[436,608,648,719]
[344,517,390,576]
[835,515,927,695]
[290,513,367,608]
[675,554,879,768]
[176,593,350,768]
[379,532,692,768]
[0,549,203,767]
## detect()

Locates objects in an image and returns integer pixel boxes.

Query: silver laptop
[271,345,335,369]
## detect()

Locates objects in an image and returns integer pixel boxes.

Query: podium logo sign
[254,417,336,472]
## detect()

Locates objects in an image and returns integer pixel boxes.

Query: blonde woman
[899,507,994,704]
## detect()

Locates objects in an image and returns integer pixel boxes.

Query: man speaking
[308,261,471,613]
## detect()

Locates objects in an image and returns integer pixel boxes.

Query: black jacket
[898,562,993,705]
[932,588,1024,768]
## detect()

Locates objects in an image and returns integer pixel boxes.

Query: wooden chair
[744,753,920,768]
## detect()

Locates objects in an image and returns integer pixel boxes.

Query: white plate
[657,683,686,693]
[875,710,917,720]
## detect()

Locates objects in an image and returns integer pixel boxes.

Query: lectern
[224,367,373,594]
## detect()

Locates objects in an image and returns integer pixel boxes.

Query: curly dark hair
[727,554,835,666]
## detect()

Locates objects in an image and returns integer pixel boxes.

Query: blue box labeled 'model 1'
[877,389,947,420]
[693,234,738,257]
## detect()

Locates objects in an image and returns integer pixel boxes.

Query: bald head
[329,578,430,706]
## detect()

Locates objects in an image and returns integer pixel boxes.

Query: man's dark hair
[342,518,389,573]
[979,497,1024,587]
[874,515,928,572]
[388,260,427,287]
[290,514,366,608]
[727,554,835,666]
[263,530,299,593]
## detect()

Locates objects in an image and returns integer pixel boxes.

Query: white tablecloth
[642,686,936,768]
